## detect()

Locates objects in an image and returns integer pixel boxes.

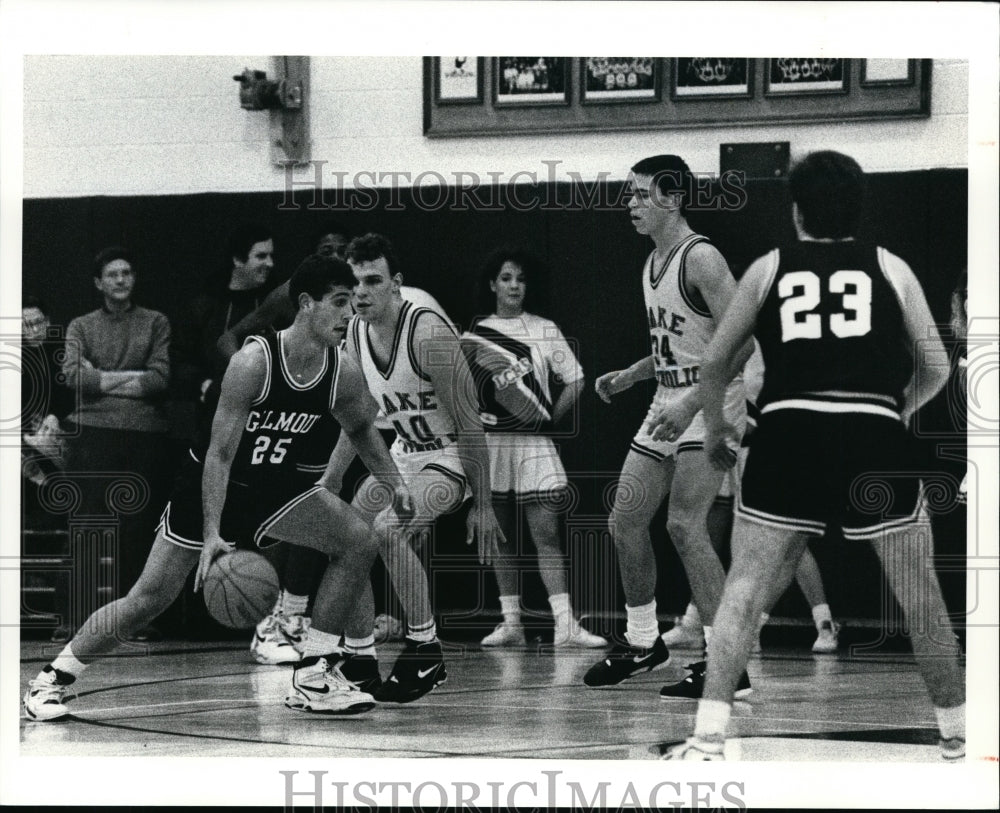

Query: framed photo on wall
[860,58,915,87]
[581,57,659,103]
[766,58,849,95]
[672,58,752,99]
[495,57,569,105]
[433,57,484,104]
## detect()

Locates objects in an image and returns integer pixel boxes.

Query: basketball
[202,550,280,629]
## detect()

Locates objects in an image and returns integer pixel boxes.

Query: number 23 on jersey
[779,269,872,342]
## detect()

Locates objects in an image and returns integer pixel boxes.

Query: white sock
[50,645,87,680]
[694,699,732,741]
[407,619,437,643]
[302,627,342,658]
[682,602,702,629]
[499,595,522,626]
[935,703,965,740]
[811,604,832,627]
[281,591,309,617]
[625,601,659,648]
[704,625,712,645]
[548,593,572,623]
[344,634,376,658]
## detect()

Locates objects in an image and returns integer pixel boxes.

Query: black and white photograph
[1,2,998,811]
[582,57,659,102]
[672,57,752,98]
[434,56,483,104]
[766,57,849,95]
[495,56,569,105]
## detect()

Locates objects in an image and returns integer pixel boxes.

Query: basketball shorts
[737,408,923,540]
[486,433,568,501]
[158,456,325,551]
[362,440,471,524]
[630,382,746,464]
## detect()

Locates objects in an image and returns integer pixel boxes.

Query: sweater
[62,304,171,432]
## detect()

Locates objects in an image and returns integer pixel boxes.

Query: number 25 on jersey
[779,270,872,342]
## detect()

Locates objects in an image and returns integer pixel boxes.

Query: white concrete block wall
[23,57,968,199]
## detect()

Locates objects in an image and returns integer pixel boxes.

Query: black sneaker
[339,654,383,694]
[373,639,447,703]
[659,660,753,700]
[583,637,670,687]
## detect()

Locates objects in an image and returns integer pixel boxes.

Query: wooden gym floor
[19,637,955,762]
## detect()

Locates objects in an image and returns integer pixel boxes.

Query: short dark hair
[477,246,543,316]
[226,222,273,265]
[23,294,50,315]
[631,154,693,215]
[345,233,400,278]
[789,150,866,239]
[288,254,356,311]
[92,246,133,279]
[312,219,353,248]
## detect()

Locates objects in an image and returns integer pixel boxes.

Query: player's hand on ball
[648,400,697,442]
[705,422,740,471]
[595,370,628,403]
[467,502,504,565]
[194,534,234,592]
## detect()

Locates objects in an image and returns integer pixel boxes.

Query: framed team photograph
[766,58,849,95]
[860,58,916,87]
[433,56,484,104]
[494,56,569,106]
[581,57,660,103]
[671,57,753,99]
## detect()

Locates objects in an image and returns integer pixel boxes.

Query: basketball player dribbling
[663,150,966,760]
[583,154,754,699]
[24,256,414,720]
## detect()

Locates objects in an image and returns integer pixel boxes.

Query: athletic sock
[694,699,732,741]
[407,618,437,643]
[682,601,702,629]
[50,645,87,682]
[934,703,965,740]
[499,595,522,627]
[625,601,659,648]
[301,627,342,659]
[811,603,832,628]
[344,634,376,658]
[281,591,309,617]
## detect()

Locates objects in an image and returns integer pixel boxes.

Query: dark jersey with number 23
[752,240,913,416]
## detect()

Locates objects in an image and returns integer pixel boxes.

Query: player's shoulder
[684,237,729,273]
[231,334,269,370]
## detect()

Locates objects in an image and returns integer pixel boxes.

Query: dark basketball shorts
[737,408,924,540]
[157,456,325,551]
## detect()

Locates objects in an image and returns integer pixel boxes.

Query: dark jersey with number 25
[751,240,914,416]
[228,331,342,487]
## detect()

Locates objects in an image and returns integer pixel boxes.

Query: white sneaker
[553,618,608,649]
[940,736,965,761]
[660,737,725,761]
[481,622,526,647]
[284,656,377,715]
[661,623,705,649]
[251,612,306,664]
[23,669,74,721]
[811,620,840,653]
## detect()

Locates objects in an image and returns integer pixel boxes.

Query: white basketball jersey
[642,233,739,395]
[349,300,459,454]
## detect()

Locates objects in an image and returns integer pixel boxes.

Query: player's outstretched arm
[415,311,505,564]
[700,256,769,470]
[216,281,295,361]
[331,353,414,525]
[595,356,654,403]
[879,250,950,423]
[196,343,266,590]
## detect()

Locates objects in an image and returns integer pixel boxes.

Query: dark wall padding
[22,170,968,630]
